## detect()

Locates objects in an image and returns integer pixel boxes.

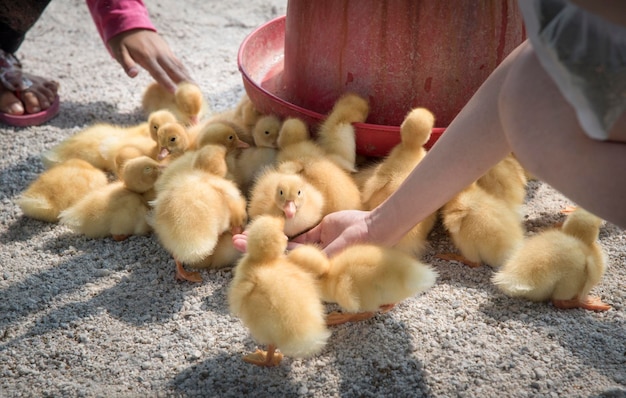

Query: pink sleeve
[86,0,157,45]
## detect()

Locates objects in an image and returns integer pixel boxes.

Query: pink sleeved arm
[86,0,157,45]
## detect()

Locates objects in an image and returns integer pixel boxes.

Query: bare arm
[296,42,528,256]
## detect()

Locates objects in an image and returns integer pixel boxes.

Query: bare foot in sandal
[0,49,59,116]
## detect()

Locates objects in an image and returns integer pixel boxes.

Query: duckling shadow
[479,295,626,378]
[0,154,46,198]
[328,315,430,396]
[0,215,56,243]
[199,267,237,316]
[168,351,301,396]
[168,310,428,396]
[0,233,190,345]
[46,100,145,129]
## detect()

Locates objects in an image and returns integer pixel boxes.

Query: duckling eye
[264,130,270,135]
[297,190,302,196]
[169,137,176,142]
[279,190,283,196]
[228,135,234,141]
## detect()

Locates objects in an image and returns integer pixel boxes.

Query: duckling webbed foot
[175,260,203,283]
[552,296,611,312]
[112,234,130,241]
[243,346,283,367]
[436,253,481,268]
[326,311,375,326]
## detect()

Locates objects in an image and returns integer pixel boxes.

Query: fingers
[291,223,322,244]
[232,233,248,253]
[116,45,140,78]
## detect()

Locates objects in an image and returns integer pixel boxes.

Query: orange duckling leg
[242,345,283,367]
[112,234,130,242]
[436,253,481,268]
[552,296,611,312]
[326,311,376,326]
[175,259,202,283]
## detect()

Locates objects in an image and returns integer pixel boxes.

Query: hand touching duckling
[142,81,208,126]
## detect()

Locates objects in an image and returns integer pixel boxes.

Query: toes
[0,89,24,115]
[20,91,45,113]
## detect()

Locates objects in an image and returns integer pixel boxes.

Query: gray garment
[519,0,626,142]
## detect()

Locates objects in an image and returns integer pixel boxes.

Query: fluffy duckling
[275,117,326,161]
[225,115,281,194]
[152,121,248,194]
[232,93,262,133]
[228,215,330,367]
[275,118,362,213]
[277,159,362,214]
[141,81,208,125]
[361,107,433,208]
[360,107,437,257]
[58,156,161,240]
[439,182,525,268]
[315,93,369,172]
[185,232,243,270]
[252,114,282,148]
[248,167,325,237]
[41,123,127,170]
[154,121,193,162]
[150,145,248,282]
[194,121,250,152]
[16,159,109,223]
[476,153,528,214]
[492,207,610,311]
[288,243,438,325]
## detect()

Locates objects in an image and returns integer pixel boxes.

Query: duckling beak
[157,147,170,160]
[236,139,250,149]
[283,200,296,219]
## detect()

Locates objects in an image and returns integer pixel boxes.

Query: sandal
[0,49,60,127]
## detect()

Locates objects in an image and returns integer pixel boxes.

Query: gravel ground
[1,1,625,397]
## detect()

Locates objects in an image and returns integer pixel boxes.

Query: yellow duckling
[16,159,108,223]
[228,215,330,367]
[142,81,208,125]
[288,243,438,325]
[150,144,248,282]
[439,182,525,268]
[58,156,161,240]
[360,107,437,258]
[315,93,369,172]
[476,153,528,214]
[492,207,610,311]
[248,166,325,237]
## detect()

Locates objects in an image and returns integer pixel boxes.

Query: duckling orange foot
[326,311,375,326]
[243,346,283,367]
[112,234,130,242]
[552,296,611,312]
[436,253,481,268]
[175,260,202,283]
